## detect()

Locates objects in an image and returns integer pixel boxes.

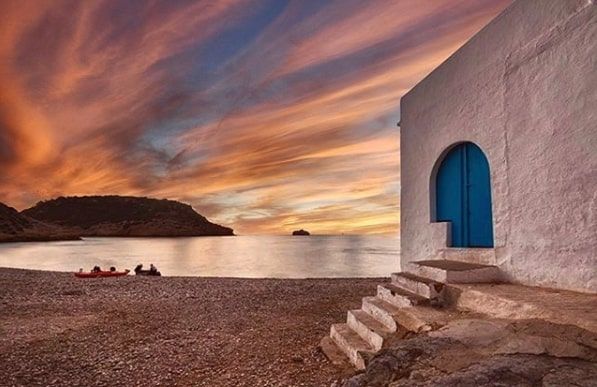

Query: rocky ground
[343,319,597,387]
[0,268,384,386]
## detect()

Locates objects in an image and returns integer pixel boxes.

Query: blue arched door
[435,142,493,247]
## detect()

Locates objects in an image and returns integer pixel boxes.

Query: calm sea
[0,235,400,278]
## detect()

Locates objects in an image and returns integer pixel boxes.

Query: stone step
[437,248,496,266]
[319,336,350,367]
[330,323,375,370]
[347,309,393,351]
[392,306,450,333]
[361,296,402,331]
[410,260,500,284]
[391,272,437,299]
[377,283,429,307]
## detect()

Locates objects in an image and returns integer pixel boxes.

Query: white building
[400,0,596,293]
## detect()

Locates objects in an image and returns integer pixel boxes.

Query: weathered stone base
[342,319,597,387]
[321,252,597,372]
[321,256,502,369]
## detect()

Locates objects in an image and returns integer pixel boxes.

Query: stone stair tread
[392,271,436,285]
[319,336,350,366]
[413,259,496,271]
[349,309,394,335]
[364,296,402,315]
[380,283,429,303]
[331,323,375,352]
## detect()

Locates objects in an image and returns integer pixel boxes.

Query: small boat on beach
[134,269,161,276]
[74,269,130,278]
[134,264,161,276]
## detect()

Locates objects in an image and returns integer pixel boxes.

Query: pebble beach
[0,267,384,386]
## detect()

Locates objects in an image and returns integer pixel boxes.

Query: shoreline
[0,235,82,243]
[0,234,236,244]
[0,266,389,280]
[0,267,384,386]
[1,234,399,241]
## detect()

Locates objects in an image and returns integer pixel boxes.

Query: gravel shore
[0,268,384,386]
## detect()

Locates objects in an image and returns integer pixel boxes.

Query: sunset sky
[0,0,510,235]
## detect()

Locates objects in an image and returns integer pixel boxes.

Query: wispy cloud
[0,0,510,234]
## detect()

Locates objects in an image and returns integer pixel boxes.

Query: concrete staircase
[321,256,501,369]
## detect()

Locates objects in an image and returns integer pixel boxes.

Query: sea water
[0,235,399,278]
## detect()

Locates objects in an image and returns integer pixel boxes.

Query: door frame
[429,141,494,247]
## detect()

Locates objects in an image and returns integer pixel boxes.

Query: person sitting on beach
[134,264,143,274]
[92,265,101,273]
[149,264,158,274]
[110,266,116,272]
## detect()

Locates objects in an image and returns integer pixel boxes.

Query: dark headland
[0,202,81,243]
[0,196,233,242]
[292,229,310,236]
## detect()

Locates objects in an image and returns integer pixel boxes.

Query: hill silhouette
[22,196,234,237]
[0,202,80,242]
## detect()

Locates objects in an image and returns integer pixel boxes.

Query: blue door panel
[436,142,493,248]
[466,144,494,247]
[436,146,465,246]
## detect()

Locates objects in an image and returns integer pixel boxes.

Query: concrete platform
[411,260,501,283]
[447,283,597,333]
[436,248,496,266]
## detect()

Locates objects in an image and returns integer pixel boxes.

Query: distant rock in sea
[21,195,234,237]
[0,202,80,243]
[292,229,310,236]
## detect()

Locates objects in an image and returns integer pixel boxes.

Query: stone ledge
[446,283,597,333]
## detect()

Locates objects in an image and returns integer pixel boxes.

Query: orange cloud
[0,0,511,234]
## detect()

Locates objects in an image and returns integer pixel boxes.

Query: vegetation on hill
[0,203,80,242]
[22,196,234,237]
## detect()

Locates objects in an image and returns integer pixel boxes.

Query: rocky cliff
[22,196,234,237]
[0,202,80,242]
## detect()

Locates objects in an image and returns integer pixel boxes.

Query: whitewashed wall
[400,0,596,293]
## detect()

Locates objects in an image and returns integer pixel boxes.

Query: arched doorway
[434,142,493,247]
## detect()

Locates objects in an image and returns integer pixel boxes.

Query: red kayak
[74,269,130,278]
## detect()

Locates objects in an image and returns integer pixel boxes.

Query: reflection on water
[0,235,400,278]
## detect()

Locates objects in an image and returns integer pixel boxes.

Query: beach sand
[0,268,384,386]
